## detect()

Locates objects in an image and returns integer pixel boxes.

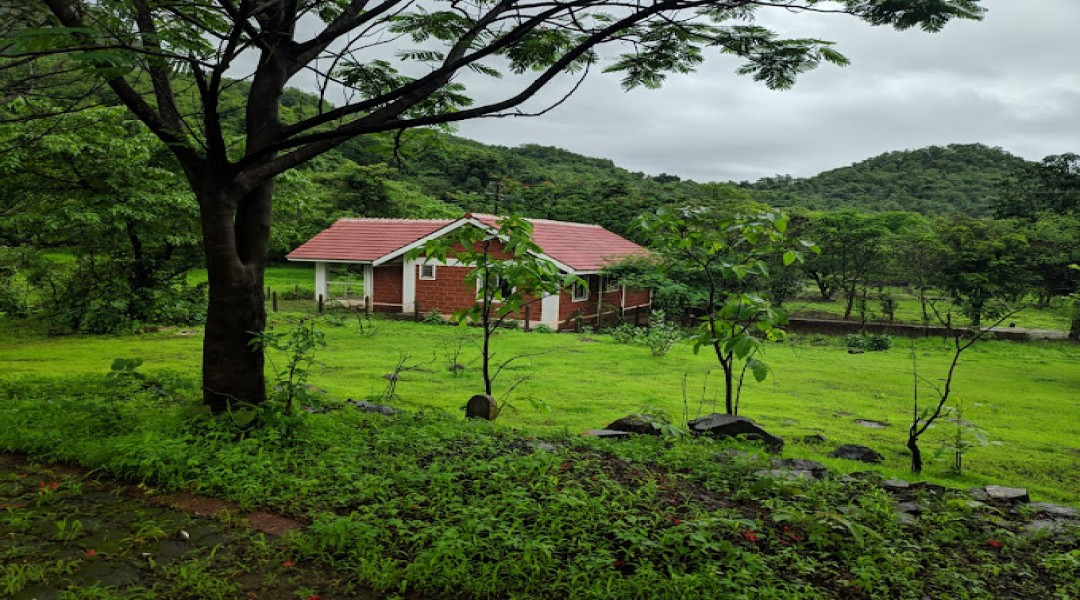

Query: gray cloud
[450,0,1080,182]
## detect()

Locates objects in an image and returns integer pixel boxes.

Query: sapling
[416,215,575,401]
[637,208,815,415]
[249,318,326,417]
[907,303,1019,473]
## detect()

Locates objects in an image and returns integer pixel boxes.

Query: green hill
[744,144,1032,216]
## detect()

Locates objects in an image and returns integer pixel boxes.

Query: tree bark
[197,183,271,413]
[907,435,922,474]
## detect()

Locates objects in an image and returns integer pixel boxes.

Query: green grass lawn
[188,262,315,297]
[2,310,1078,506]
[786,287,1073,331]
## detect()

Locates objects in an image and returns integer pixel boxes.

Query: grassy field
[785,287,1074,332]
[2,307,1078,506]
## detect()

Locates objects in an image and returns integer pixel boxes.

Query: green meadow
[3,305,1078,506]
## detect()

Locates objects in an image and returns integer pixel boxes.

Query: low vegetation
[2,355,1078,598]
[2,312,1077,507]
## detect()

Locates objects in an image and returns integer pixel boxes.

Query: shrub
[845,333,892,352]
[422,308,445,325]
[609,322,639,344]
[641,311,682,356]
[531,324,555,334]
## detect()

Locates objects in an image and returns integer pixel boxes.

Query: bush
[845,333,893,352]
[422,308,445,325]
[34,259,207,334]
[609,322,639,344]
[531,324,555,334]
[641,311,682,356]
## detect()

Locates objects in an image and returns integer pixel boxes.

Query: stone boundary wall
[786,317,1042,341]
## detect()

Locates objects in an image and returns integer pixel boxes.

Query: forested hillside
[741,144,1030,216]
[340,133,1035,223]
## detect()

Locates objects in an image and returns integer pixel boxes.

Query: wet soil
[0,454,374,599]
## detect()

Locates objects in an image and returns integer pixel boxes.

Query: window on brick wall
[571,280,588,302]
[478,274,514,301]
[419,264,436,280]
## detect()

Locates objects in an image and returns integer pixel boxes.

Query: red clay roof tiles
[286,215,650,272]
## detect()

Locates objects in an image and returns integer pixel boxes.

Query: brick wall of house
[414,265,476,316]
[372,265,403,309]
[556,275,615,329]
[623,288,651,309]
[414,264,545,322]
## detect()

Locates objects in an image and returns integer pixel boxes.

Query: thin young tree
[638,207,815,415]
[2,0,986,412]
[907,302,1020,474]
[417,215,570,399]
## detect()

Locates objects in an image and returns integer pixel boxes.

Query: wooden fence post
[272,291,278,312]
[318,294,324,314]
[364,295,372,317]
[634,306,641,326]
[414,302,421,322]
[524,305,531,332]
[575,311,583,333]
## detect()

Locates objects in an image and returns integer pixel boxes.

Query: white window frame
[571,280,589,302]
[419,264,437,280]
[478,274,514,302]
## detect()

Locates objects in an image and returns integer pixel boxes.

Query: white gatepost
[541,292,561,329]
[402,258,417,313]
[314,261,329,301]
[363,264,374,301]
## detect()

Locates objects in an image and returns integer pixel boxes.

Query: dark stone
[910,481,947,494]
[840,471,883,484]
[1029,502,1079,520]
[606,415,662,436]
[1022,520,1063,536]
[715,448,758,462]
[771,459,828,479]
[848,348,865,354]
[465,394,498,420]
[829,444,884,463]
[345,400,399,415]
[582,429,632,439]
[896,501,923,515]
[984,485,1030,503]
[382,373,400,381]
[881,479,911,492]
[897,513,917,526]
[755,468,815,482]
[687,413,784,452]
[853,419,888,429]
[800,434,828,444]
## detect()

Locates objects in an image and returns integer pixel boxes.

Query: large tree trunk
[198,183,273,413]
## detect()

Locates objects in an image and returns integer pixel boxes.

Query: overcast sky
[437,0,1080,183]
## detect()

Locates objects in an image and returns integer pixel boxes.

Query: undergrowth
[0,375,1076,599]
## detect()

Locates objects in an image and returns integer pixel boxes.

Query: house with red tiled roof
[286,214,652,330]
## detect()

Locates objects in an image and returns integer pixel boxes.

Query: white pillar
[402,259,416,314]
[363,264,374,301]
[314,262,329,301]
[541,292,560,329]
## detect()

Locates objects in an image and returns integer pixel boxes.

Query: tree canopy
[2,0,987,411]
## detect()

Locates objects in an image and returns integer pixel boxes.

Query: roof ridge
[468,213,601,229]
[337,217,454,223]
